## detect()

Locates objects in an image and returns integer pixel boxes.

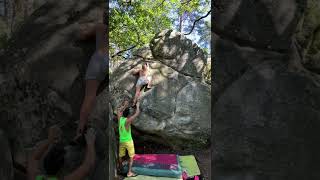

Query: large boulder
[213,0,306,51]
[213,0,308,99]
[213,61,320,179]
[213,0,320,179]
[0,0,105,145]
[0,0,108,179]
[110,30,211,149]
[213,33,286,99]
[150,29,208,78]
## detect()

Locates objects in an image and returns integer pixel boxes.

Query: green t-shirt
[119,117,133,143]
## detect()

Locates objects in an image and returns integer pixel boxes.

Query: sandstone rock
[213,0,306,51]
[0,0,108,178]
[213,0,320,179]
[213,61,320,179]
[133,45,153,59]
[213,32,285,100]
[150,29,207,78]
[296,0,320,73]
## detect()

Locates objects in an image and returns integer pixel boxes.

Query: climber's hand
[123,100,129,109]
[85,128,96,146]
[48,125,62,144]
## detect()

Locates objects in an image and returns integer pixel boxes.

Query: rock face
[0,0,107,179]
[150,29,207,78]
[0,0,49,47]
[296,0,320,72]
[0,130,14,180]
[213,0,320,179]
[110,29,211,149]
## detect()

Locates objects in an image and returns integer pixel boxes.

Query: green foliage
[109,0,173,59]
[109,0,211,64]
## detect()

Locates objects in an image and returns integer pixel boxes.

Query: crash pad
[126,154,182,178]
[124,175,182,180]
[178,155,201,177]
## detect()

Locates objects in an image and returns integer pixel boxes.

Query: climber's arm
[117,105,124,120]
[28,126,61,180]
[64,144,95,180]
[27,140,50,180]
[77,80,99,137]
[131,69,140,75]
[117,109,123,121]
[117,99,129,120]
[65,129,96,180]
[126,102,140,125]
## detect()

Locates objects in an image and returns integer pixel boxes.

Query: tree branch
[111,45,137,58]
[181,0,192,4]
[160,0,166,6]
[184,10,211,35]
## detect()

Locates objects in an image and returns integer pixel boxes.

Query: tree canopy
[109,0,211,63]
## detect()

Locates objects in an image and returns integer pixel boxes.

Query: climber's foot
[127,172,138,177]
[144,85,152,92]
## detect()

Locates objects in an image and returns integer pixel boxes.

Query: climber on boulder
[132,63,152,107]
[117,101,141,177]
[27,125,97,180]
[74,22,108,141]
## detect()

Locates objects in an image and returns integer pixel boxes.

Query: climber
[74,22,108,141]
[117,101,141,177]
[132,63,152,107]
[27,125,96,180]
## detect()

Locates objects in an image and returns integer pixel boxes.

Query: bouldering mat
[124,154,182,178]
[178,155,201,177]
[124,175,182,180]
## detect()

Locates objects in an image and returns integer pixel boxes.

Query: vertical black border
[211,0,214,179]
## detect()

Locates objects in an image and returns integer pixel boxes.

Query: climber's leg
[147,76,152,88]
[127,157,137,177]
[132,86,141,106]
[118,142,126,171]
[127,141,137,177]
